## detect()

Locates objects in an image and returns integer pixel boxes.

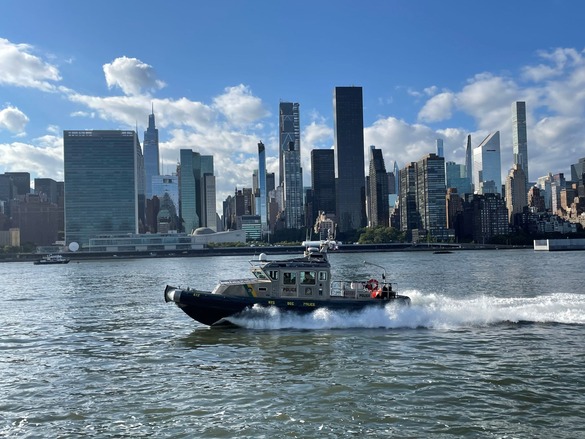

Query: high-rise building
[63,130,144,249]
[143,108,160,199]
[446,162,472,196]
[279,102,303,229]
[152,175,179,211]
[436,139,444,158]
[473,131,502,195]
[257,141,268,232]
[34,178,60,204]
[537,173,553,211]
[4,172,30,198]
[505,164,528,223]
[550,173,566,215]
[368,145,389,227]
[512,101,528,185]
[416,153,447,238]
[465,135,473,191]
[179,149,216,233]
[393,161,400,195]
[311,149,336,221]
[399,162,419,232]
[333,86,366,232]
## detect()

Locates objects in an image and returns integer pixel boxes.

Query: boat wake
[226,291,585,330]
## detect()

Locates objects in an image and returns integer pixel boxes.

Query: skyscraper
[399,162,419,232]
[143,108,160,199]
[279,102,303,229]
[333,86,366,232]
[473,131,502,195]
[257,141,268,231]
[512,101,528,184]
[465,134,473,188]
[311,149,336,220]
[64,130,143,248]
[416,153,447,238]
[436,139,444,158]
[505,164,528,223]
[179,149,216,233]
[368,145,389,227]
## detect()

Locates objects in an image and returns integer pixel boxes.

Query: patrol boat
[164,241,411,326]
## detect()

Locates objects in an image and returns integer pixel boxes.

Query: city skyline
[1,2,585,213]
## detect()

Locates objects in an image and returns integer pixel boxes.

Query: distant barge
[534,239,585,251]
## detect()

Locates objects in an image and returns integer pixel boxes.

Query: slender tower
[143,106,160,199]
[465,134,473,192]
[512,101,528,185]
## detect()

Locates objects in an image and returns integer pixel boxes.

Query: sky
[1,0,585,210]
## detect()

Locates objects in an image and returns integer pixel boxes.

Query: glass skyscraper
[512,101,528,184]
[279,102,303,229]
[368,145,389,227]
[473,131,502,195]
[64,130,143,249]
[143,109,159,199]
[333,86,366,233]
[416,153,447,238]
[257,141,267,231]
[179,149,216,233]
[311,149,336,221]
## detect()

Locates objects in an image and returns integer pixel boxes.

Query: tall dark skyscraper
[465,134,473,191]
[279,102,303,229]
[64,130,144,249]
[512,101,528,185]
[143,108,160,199]
[368,145,389,227]
[333,86,366,233]
[311,149,336,221]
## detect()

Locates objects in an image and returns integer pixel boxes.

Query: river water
[1,249,584,438]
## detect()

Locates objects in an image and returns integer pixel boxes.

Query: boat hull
[164,285,411,326]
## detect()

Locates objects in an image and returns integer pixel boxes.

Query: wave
[226,291,585,330]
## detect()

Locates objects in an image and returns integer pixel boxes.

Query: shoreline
[0,243,531,263]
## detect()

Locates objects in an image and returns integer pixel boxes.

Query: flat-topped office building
[63,130,144,249]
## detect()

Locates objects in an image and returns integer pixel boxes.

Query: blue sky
[1,0,585,207]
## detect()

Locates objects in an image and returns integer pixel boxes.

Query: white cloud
[0,106,29,133]
[212,84,270,127]
[0,38,61,91]
[418,92,455,123]
[103,56,166,96]
[0,138,63,180]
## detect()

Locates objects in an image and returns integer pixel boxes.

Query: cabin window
[301,271,316,285]
[254,270,268,279]
[318,271,328,281]
[269,270,279,280]
[283,272,297,285]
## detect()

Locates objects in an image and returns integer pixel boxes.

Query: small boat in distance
[33,254,71,265]
[164,241,411,326]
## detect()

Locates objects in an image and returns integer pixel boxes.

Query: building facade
[64,130,144,249]
[473,131,502,195]
[311,149,336,221]
[416,153,447,239]
[505,164,528,223]
[368,145,389,227]
[179,149,216,233]
[512,101,529,185]
[143,109,160,199]
[333,86,366,233]
[279,102,303,229]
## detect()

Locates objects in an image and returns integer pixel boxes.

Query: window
[269,270,279,280]
[318,271,328,281]
[301,271,316,285]
[283,272,297,285]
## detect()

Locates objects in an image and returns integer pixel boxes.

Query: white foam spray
[226,291,585,330]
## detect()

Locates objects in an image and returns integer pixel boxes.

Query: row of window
[266,270,328,285]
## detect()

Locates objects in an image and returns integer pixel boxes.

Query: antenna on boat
[364,261,386,281]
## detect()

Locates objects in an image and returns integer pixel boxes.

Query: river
[1,249,584,438]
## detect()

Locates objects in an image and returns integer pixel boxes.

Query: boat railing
[218,277,269,285]
[330,280,369,299]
